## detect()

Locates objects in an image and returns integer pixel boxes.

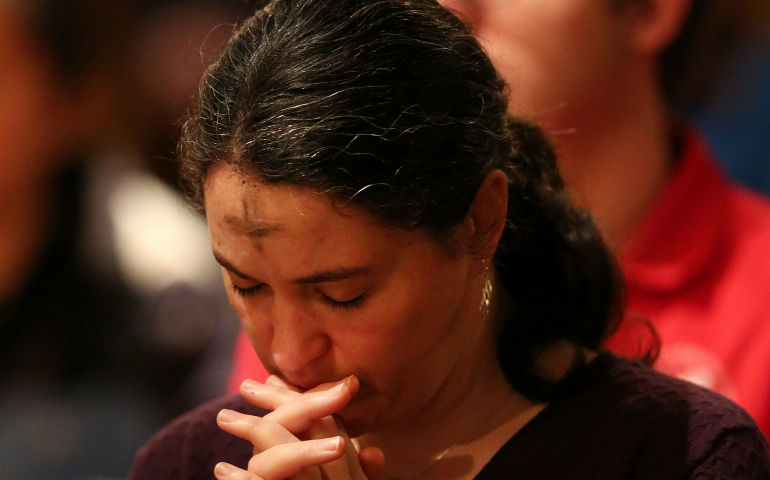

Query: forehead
[203,165,393,250]
[205,165,349,227]
[202,165,442,279]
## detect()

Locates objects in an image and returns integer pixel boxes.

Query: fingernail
[344,375,360,395]
[324,383,346,396]
[319,436,342,452]
[218,409,238,425]
[215,462,235,477]
[241,379,260,391]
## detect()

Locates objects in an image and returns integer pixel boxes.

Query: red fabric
[228,331,269,392]
[615,129,770,438]
[229,129,770,437]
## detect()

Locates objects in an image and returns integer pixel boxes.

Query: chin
[337,387,381,437]
[338,408,376,437]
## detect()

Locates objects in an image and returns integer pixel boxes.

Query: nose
[270,298,331,374]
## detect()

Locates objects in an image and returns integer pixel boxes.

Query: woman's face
[205,166,488,434]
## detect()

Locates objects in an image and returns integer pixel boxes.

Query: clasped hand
[214,375,384,480]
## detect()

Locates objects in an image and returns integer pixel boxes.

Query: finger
[359,447,385,480]
[313,417,355,479]
[241,381,301,410]
[265,375,302,392]
[305,376,360,396]
[248,437,345,480]
[214,462,264,480]
[218,409,298,451]
[265,374,354,394]
[241,376,360,413]
[216,462,319,480]
[264,382,355,433]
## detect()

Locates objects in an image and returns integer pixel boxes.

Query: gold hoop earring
[480,262,493,322]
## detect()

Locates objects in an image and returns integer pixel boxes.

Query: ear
[465,169,508,262]
[626,0,694,57]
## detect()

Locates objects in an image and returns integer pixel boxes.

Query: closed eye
[322,294,364,310]
[231,283,264,297]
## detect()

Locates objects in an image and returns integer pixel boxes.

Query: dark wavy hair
[179,0,625,402]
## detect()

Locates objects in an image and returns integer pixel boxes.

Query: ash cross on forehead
[216,215,371,285]
[224,214,284,238]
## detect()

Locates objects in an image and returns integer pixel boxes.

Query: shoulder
[590,355,769,478]
[600,354,758,433]
[127,395,264,480]
[483,354,770,479]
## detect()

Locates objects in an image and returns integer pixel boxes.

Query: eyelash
[231,283,364,310]
[231,284,264,297]
[322,295,364,310]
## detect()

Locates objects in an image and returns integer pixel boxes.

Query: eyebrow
[225,214,284,238]
[213,252,253,279]
[212,252,370,284]
[290,266,371,285]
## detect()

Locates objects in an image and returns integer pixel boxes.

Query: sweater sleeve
[127,419,189,480]
[690,429,770,480]
[127,395,259,480]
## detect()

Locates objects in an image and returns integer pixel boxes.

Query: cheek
[222,274,274,352]
[334,273,473,424]
[337,261,468,376]
[468,12,569,115]
[332,292,424,365]
[472,1,623,121]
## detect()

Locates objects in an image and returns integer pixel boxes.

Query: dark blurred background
[686,37,770,194]
[0,1,253,478]
[0,0,767,479]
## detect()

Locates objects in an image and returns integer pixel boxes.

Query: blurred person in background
[432,0,770,436]
[0,0,247,478]
[224,0,770,439]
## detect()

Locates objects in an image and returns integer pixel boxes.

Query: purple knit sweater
[129,354,770,479]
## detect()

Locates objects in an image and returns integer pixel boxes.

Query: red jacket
[616,129,770,437]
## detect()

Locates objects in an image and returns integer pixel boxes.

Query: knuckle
[296,440,316,458]
[308,415,338,439]
[248,443,313,479]
[250,417,280,445]
[247,454,267,475]
[238,470,261,480]
[248,417,267,442]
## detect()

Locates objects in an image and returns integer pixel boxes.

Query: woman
[128,0,770,478]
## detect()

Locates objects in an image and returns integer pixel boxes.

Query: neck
[355,277,545,480]
[0,179,56,303]
[550,64,674,250]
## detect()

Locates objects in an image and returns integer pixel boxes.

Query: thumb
[358,446,385,480]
